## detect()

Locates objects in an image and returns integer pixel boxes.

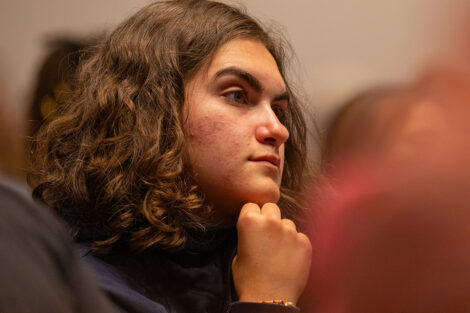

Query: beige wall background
[0,0,468,131]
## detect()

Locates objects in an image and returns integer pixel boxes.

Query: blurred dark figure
[306,66,470,313]
[28,37,97,135]
[323,84,451,167]
[0,82,114,312]
[0,88,23,177]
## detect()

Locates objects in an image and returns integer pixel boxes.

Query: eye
[223,89,248,104]
[272,105,287,122]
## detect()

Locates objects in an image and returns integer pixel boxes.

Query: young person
[28,1,312,312]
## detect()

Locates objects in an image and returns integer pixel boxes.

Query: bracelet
[257,300,295,307]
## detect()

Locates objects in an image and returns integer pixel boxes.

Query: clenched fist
[232,202,311,304]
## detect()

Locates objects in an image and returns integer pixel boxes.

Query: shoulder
[77,244,169,313]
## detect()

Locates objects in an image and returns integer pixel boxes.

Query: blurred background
[1,0,469,134]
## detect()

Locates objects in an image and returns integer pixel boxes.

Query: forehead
[202,38,285,89]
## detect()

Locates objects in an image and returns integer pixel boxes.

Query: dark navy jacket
[77,227,300,313]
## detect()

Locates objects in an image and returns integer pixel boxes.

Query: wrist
[230,301,300,313]
[257,300,295,307]
[238,294,297,306]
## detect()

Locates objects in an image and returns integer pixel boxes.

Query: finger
[297,232,312,255]
[281,218,297,232]
[261,202,281,219]
[239,202,261,218]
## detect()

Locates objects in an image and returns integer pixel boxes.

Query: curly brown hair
[27,0,309,253]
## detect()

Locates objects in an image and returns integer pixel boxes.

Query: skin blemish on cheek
[189,112,240,145]
[189,115,223,140]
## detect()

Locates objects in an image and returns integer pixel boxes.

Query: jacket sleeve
[229,301,300,313]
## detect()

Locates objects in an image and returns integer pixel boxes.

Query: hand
[232,202,312,305]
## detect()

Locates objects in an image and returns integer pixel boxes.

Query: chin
[211,188,281,224]
[244,187,281,206]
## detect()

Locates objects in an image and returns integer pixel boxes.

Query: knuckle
[238,211,252,222]
[262,202,278,210]
[243,202,258,208]
[264,215,281,228]
[262,202,281,214]
[281,218,296,228]
[286,227,298,237]
[281,219,297,235]
[237,211,259,229]
[297,233,312,252]
[241,202,259,212]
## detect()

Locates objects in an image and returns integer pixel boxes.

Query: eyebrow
[214,66,289,103]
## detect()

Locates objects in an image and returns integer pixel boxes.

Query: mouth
[250,155,281,168]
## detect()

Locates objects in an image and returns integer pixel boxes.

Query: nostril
[264,137,276,144]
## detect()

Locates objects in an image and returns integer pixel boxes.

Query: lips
[250,155,281,168]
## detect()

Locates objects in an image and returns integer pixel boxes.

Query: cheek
[186,112,244,166]
[188,113,226,145]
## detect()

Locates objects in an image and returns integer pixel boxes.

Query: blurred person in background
[0,77,114,312]
[0,82,24,178]
[27,37,98,136]
[323,84,451,168]
[305,63,470,312]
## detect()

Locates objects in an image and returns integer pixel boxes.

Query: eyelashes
[272,105,286,122]
[223,89,248,104]
[222,88,287,122]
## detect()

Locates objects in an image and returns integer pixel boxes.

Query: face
[184,38,289,222]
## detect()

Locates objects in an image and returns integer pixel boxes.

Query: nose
[255,104,290,148]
